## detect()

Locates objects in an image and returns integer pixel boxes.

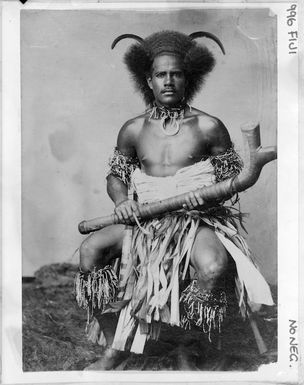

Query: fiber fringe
[107,148,140,187]
[210,146,243,183]
[112,212,199,352]
[74,265,118,327]
[107,145,242,187]
[149,103,186,121]
[180,280,227,342]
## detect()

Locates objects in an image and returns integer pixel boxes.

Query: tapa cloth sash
[131,159,215,204]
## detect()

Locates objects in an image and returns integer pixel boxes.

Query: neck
[154,100,186,110]
[148,101,189,137]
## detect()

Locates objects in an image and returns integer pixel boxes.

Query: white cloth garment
[131,159,215,203]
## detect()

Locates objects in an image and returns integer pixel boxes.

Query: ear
[147,76,153,90]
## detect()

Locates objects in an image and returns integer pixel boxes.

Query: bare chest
[136,120,208,176]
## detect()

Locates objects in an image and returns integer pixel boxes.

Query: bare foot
[84,347,125,371]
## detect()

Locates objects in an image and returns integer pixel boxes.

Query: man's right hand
[114,199,140,224]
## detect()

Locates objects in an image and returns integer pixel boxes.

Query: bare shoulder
[119,113,146,136]
[189,108,224,130]
[116,112,146,155]
[189,108,232,154]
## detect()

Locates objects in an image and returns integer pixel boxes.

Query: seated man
[75,30,274,370]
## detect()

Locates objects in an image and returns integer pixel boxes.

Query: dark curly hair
[113,31,221,106]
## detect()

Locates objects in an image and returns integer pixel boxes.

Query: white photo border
[2,1,299,384]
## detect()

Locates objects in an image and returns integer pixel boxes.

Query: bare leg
[180,225,228,345]
[78,225,126,370]
[190,225,228,291]
[79,224,125,272]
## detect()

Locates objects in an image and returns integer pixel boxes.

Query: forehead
[151,54,184,72]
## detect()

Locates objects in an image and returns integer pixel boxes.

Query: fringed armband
[180,280,227,342]
[107,147,140,187]
[210,146,243,183]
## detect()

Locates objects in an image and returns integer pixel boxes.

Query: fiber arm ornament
[210,146,243,183]
[79,123,276,234]
[107,147,140,187]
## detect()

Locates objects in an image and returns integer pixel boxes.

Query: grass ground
[22,263,277,371]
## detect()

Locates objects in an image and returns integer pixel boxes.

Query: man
[75,31,274,370]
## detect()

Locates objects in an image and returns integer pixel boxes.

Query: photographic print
[2,1,299,384]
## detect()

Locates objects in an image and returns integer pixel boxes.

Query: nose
[164,73,173,85]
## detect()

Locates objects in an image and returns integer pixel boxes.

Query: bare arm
[184,117,240,209]
[106,174,129,206]
[106,120,140,222]
[203,117,232,156]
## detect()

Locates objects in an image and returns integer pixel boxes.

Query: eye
[156,72,166,78]
[173,71,183,78]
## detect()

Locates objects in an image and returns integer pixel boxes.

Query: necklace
[149,102,191,136]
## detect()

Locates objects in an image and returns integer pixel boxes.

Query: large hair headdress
[112,30,225,106]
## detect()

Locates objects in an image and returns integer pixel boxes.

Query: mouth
[162,89,176,95]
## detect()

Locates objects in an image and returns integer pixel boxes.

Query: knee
[79,239,99,272]
[195,249,228,280]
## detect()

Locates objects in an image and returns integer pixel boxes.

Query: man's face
[147,55,186,107]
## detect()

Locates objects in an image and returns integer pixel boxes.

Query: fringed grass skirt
[110,209,273,353]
